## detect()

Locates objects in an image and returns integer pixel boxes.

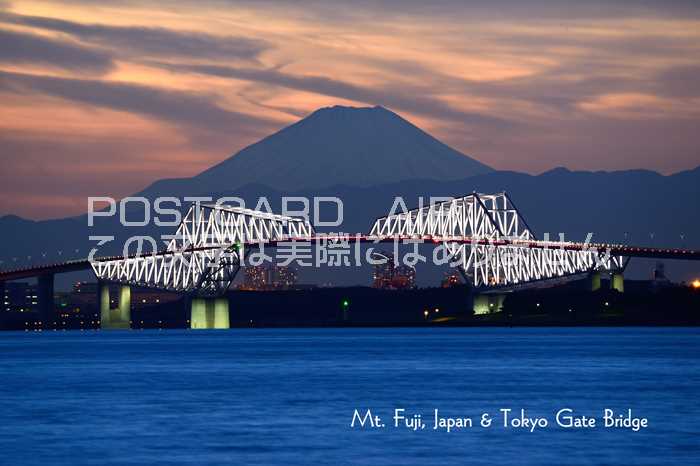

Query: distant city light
[372,251,416,290]
[241,264,298,290]
[692,279,700,289]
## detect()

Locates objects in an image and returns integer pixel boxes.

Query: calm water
[1,328,699,465]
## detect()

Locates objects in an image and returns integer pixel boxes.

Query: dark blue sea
[1,328,699,465]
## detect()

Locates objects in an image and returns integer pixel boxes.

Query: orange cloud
[1,0,700,219]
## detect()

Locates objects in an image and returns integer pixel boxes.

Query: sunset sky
[1,0,699,219]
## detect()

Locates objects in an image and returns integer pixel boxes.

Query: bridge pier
[473,294,489,315]
[99,282,131,329]
[611,273,624,293]
[37,274,55,325]
[473,293,505,315]
[190,297,229,329]
[590,272,602,291]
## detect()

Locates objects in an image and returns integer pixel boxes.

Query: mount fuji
[139,105,492,198]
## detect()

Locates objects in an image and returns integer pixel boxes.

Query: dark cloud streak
[0,70,275,135]
[0,12,269,61]
[0,27,113,73]
[154,62,515,129]
[656,65,700,98]
[51,0,700,22]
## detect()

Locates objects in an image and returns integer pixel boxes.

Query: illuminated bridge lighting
[1,192,700,297]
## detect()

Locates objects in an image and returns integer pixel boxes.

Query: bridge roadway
[1,234,699,282]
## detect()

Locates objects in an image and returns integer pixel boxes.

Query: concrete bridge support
[99,282,131,329]
[590,272,602,291]
[611,273,624,293]
[473,293,505,315]
[190,297,230,329]
[37,274,55,325]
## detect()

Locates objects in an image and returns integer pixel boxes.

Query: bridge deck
[1,235,699,282]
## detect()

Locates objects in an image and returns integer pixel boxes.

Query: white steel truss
[167,203,315,250]
[370,192,534,240]
[370,192,623,287]
[91,193,623,293]
[91,203,314,295]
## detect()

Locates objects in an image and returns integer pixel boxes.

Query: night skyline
[1,0,700,219]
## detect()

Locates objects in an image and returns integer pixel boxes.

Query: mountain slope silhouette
[141,105,492,197]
